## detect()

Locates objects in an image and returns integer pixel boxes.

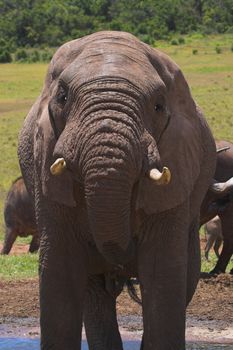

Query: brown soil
[187,274,233,322]
[1,274,232,321]
[0,243,232,342]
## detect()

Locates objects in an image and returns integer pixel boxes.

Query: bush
[171,39,178,45]
[0,50,12,63]
[138,34,154,45]
[231,44,233,52]
[178,37,185,44]
[29,50,40,62]
[41,50,53,62]
[14,48,54,63]
[192,49,198,55]
[0,38,13,63]
[15,49,29,62]
[226,27,233,34]
[215,45,222,54]
[0,38,8,49]
[188,32,205,40]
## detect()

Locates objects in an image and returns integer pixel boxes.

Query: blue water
[0,338,39,350]
[0,338,232,350]
[0,338,139,350]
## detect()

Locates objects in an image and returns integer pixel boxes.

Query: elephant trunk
[81,111,142,265]
[85,171,135,265]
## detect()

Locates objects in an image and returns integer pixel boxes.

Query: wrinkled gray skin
[201,140,233,274]
[18,31,216,350]
[204,215,222,260]
[1,177,39,254]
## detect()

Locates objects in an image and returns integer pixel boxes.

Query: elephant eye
[154,104,164,112]
[56,85,68,106]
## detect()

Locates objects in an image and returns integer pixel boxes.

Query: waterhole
[0,338,232,350]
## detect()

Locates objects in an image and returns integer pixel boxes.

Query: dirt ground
[0,243,233,343]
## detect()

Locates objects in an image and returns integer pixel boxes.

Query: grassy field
[0,253,38,279]
[0,34,232,278]
[160,34,233,141]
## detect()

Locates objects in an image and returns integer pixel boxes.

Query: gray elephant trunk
[81,111,142,265]
[85,173,135,265]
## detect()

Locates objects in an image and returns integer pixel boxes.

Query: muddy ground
[0,243,233,343]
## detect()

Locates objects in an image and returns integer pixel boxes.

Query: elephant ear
[137,61,209,215]
[19,39,86,207]
[33,100,76,207]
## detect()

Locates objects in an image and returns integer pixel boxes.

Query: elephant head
[200,177,233,226]
[19,31,215,265]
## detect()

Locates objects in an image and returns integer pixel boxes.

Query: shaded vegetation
[0,0,233,51]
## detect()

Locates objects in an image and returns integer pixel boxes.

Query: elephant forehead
[61,46,163,92]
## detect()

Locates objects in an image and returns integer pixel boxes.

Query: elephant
[200,140,233,274]
[1,177,39,254]
[18,31,216,350]
[204,215,222,260]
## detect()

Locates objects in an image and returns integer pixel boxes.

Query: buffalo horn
[216,146,230,154]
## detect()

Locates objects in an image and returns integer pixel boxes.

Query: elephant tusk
[50,158,67,175]
[149,166,171,185]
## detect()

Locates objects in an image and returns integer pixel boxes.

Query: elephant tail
[126,278,142,305]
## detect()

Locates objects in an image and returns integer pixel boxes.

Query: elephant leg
[29,233,40,253]
[138,206,189,350]
[38,201,87,350]
[186,218,200,306]
[84,274,124,350]
[210,238,233,274]
[1,227,17,254]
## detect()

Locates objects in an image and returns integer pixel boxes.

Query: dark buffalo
[201,140,233,274]
[1,177,39,254]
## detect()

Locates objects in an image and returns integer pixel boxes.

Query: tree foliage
[0,0,232,48]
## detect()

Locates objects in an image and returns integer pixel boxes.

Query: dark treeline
[0,0,233,50]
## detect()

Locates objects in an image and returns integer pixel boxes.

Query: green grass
[0,63,47,101]
[201,252,233,273]
[0,34,233,278]
[0,253,38,279]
